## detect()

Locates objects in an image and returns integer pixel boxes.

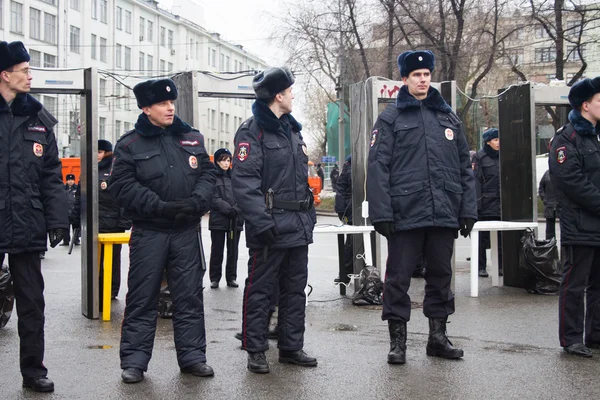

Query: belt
[273,199,310,211]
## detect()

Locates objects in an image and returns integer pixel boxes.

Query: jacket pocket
[390,181,427,220]
[132,149,163,181]
[578,210,600,233]
[444,181,463,217]
[395,122,422,148]
[263,140,290,173]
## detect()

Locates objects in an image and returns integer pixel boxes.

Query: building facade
[0,0,266,156]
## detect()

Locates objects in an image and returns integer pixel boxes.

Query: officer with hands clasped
[0,40,68,393]
[549,77,600,357]
[109,78,216,382]
[232,67,317,374]
[367,50,477,365]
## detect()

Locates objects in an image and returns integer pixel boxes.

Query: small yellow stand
[97,232,131,321]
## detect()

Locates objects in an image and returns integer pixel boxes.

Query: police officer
[61,174,78,246]
[109,78,216,382]
[0,41,68,392]
[367,50,477,364]
[334,154,354,284]
[549,77,600,357]
[232,67,317,373]
[539,169,559,240]
[473,128,501,277]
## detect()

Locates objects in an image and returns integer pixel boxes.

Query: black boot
[387,320,407,364]
[278,350,318,366]
[247,352,270,373]
[22,377,54,392]
[426,317,464,359]
[121,368,144,383]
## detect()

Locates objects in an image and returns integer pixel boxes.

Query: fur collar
[98,156,114,171]
[395,85,453,113]
[568,109,599,136]
[251,99,302,134]
[134,113,192,137]
[484,144,499,158]
[0,92,43,116]
[215,166,230,177]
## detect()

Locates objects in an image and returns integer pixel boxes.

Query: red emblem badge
[189,156,198,169]
[237,142,250,162]
[445,128,454,140]
[33,143,44,157]
[556,146,567,164]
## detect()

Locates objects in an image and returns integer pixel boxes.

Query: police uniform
[0,41,68,392]
[62,174,78,245]
[232,67,317,373]
[108,79,216,381]
[367,50,477,364]
[549,77,600,357]
[334,155,354,283]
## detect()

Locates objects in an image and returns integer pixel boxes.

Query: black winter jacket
[98,156,131,233]
[539,170,559,219]
[367,85,477,231]
[0,93,68,253]
[473,145,500,218]
[209,167,244,231]
[65,184,77,216]
[334,156,353,224]
[108,114,215,231]
[231,100,316,249]
[549,110,600,246]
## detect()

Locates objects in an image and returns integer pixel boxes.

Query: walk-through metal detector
[349,78,457,287]
[498,83,570,288]
[31,68,99,318]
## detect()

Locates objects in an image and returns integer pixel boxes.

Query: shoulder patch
[556,146,567,164]
[370,129,378,147]
[236,142,250,162]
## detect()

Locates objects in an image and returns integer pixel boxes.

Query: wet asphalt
[0,216,599,399]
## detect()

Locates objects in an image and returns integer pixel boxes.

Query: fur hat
[482,128,499,143]
[568,77,600,109]
[213,148,232,164]
[0,41,31,72]
[98,139,113,152]
[252,67,295,100]
[133,78,178,108]
[66,174,76,181]
[397,50,435,78]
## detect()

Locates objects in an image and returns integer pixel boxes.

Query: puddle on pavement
[331,324,358,332]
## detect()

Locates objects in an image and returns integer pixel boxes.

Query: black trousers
[382,228,455,322]
[1,252,47,378]
[241,246,308,353]
[120,227,207,371]
[209,230,240,283]
[478,216,502,271]
[99,244,122,299]
[62,223,79,244]
[546,218,556,240]
[558,245,600,347]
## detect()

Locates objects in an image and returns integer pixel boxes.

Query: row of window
[27,48,56,68]
[6,2,56,43]
[502,45,587,65]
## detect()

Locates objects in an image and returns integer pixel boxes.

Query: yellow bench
[97,232,131,321]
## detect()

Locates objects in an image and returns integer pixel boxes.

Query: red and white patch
[180,140,199,146]
[27,125,47,132]
[33,143,44,157]
[556,146,567,164]
[370,130,378,147]
[100,181,108,190]
[237,142,250,162]
[445,128,454,140]
[189,155,198,169]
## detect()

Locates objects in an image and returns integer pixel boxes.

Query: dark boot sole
[278,357,318,367]
[181,370,214,377]
[247,364,270,374]
[426,346,464,359]
[564,349,593,357]
[387,355,406,364]
[22,384,54,392]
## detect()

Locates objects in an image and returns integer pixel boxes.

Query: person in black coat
[330,164,339,192]
[61,174,78,246]
[209,148,244,289]
[549,77,600,358]
[0,41,68,393]
[473,128,501,277]
[334,155,354,283]
[232,66,317,374]
[109,78,216,382]
[539,169,559,240]
[316,163,325,190]
[367,50,477,365]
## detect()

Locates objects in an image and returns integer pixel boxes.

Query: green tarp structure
[326,101,351,163]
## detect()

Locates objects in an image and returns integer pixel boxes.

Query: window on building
[30,8,41,39]
[10,1,23,34]
[535,47,556,63]
[225,114,230,133]
[99,78,106,105]
[116,6,122,30]
[69,26,80,53]
[115,84,121,109]
[225,56,230,71]
[124,122,131,132]
[29,49,41,67]
[160,59,166,72]
[160,26,166,47]
[115,44,122,68]
[43,53,56,67]
[168,62,173,72]
[115,120,121,135]
[125,10,132,33]
[100,37,107,62]
[147,21,154,42]
[100,0,107,23]
[168,30,173,49]
[211,49,216,67]
[99,117,106,138]
[210,109,216,129]
[190,39,194,58]
[147,54,153,73]
[0,2,4,30]
[535,25,547,38]
[196,41,200,60]
[502,49,524,65]
[40,0,56,4]
[567,45,586,62]
[220,112,224,132]
[566,20,581,35]
[124,46,131,70]
[43,95,57,116]
[139,17,145,40]
[220,53,224,70]
[44,13,56,44]
[91,0,97,20]
[91,34,97,59]
[139,52,145,72]
[70,0,80,11]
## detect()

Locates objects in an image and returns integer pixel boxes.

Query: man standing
[109,78,216,382]
[334,155,354,284]
[549,77,600,357]
[473,128,501,277]
[61,174,78,246]
[330,164,340,192]
[367,50,477,364]
[232,67,317,374]
[0,41,68,392]
[316,163,325,190]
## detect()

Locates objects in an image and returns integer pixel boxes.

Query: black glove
[162,200,196,219]
[459,218,476,238]
[227,208,238,219]
[48,229,67,248]
[258,227,278,246]
[373,222,395,238]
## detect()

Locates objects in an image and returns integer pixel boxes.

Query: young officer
[367,50,477,364]
[549,77,600,357]
[109,78,216,382]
